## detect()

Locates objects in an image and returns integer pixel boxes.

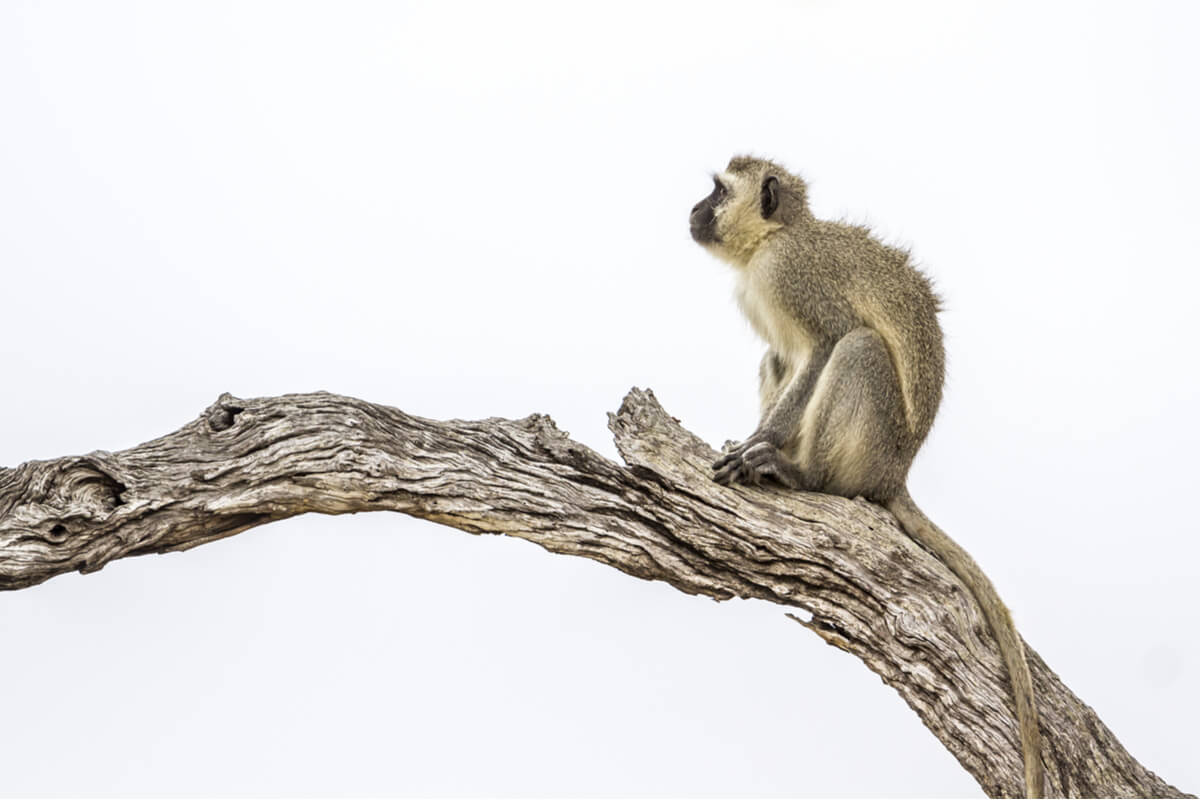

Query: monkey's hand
[712,434,803,489]
[713,431,777,479]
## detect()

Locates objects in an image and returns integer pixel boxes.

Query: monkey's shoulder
[806,219,913,270]
[742,248,856,345]
[804,220,941,312]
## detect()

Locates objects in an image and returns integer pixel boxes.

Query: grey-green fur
[692,155,1045,798]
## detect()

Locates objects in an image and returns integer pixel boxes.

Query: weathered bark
[0,389,1188,798]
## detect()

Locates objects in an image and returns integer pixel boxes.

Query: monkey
[689,155,1045,799]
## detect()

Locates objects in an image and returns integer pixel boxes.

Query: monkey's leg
[714,344,835,484]
[732,328,903,492]
[798,328,911,500]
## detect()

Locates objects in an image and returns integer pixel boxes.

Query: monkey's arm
[713,342,834,485]
[756,350,788,422]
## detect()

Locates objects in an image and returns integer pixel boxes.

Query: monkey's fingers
[712,456,746,485]
[749,465,769,487]
[741,444,775,485]
[712,450,743,471]
[713,435,761,470]
[748,446,782,486]
[742,443,800,490]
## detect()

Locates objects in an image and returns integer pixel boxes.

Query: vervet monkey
[690,155,1044,798]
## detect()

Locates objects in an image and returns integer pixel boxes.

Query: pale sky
[1,1,1197,796]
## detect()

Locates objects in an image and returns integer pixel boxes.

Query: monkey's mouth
[689,201,720,244]
[690,220,720,245]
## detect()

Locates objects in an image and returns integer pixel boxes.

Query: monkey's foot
[712,437,761,484]
[713,441,806,490]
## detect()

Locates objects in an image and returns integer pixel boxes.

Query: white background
[2,1,1197,796]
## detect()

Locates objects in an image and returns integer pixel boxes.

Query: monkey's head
[689,155,809,268]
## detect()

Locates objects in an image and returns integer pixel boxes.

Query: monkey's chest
[735,276,815,368]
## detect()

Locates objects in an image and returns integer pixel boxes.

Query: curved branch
[0,389,1189,798]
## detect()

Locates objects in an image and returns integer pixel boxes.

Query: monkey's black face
[689,177,726,244]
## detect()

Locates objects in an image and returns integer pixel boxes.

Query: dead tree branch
[0,389,1188,798]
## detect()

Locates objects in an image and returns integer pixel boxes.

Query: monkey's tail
[886,489,1045,799]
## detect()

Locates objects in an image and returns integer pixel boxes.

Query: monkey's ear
[760,175,780,219]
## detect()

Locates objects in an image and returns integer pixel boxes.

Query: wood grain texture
[0,389,1189,798]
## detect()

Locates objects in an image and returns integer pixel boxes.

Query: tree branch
[0,389,1189,798]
